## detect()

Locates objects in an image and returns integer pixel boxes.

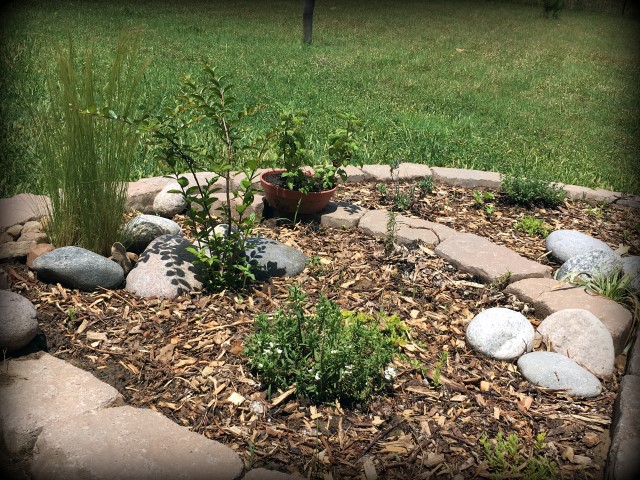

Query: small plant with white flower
[244,285,402,405]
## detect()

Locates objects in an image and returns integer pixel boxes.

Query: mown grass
[1,0,639,196]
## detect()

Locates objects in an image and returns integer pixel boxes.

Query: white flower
[314,371,321,381]
[384,366,397,380]
[276,348,283,354]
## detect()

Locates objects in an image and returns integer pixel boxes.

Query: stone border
[1,163,638,478]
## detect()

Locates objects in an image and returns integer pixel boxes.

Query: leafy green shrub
[35,29,149,256]
[514,215,551,237]
[245,285,399,405]
[480,432,558,480]
[500,175,566,208]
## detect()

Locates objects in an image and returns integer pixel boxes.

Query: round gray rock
[622,256,640,293]
[153,182,187,218]
[245,237,308,281]
[0,290,38,351]
[465,307,534,361]
[32,246,125,291]
[556,249,623,282]
[546,229,611,263]
[517,351,602,398]
[125,234,204,298]
[537,309,614,378]
[122,214,183,254]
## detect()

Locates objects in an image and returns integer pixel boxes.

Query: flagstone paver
[434,232,552,284]
[605,375,640,480]
[430,167,502,189]
[30,405,243,480]
[0,352,124,455]
[316,201,365,229]
[357,209,457,246]
[505,278,633,355]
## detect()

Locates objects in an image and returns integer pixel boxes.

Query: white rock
[546,229,611,263]
[537,309,614,377]
[556,249,623,282]
[153,182,187,218]
[622,256,640,293]
[465,307,534,360]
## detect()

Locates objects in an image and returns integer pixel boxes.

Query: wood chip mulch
[4,181,640,479]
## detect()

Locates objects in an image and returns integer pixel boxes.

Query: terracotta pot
[260,169,336,215]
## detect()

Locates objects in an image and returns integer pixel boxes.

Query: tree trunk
[303,0,315,44]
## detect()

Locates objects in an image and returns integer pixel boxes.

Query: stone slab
[341,165,367,183]
[431,167,502,189]
[0,194,50,233]
[624,335,640,376]
[358,210,456,247]
[316,201,365,229]
[0,352,124,455]
[30,405,243,480]
[505,278,633,355]
[359,163,432,183]
[434,233,552,284]
[605,375,640,480]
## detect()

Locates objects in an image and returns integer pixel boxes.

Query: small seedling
[514,215,551,237]
[472,190,495,206]
[376,183,388,196]
[431,350,448,388]
[417,176,434,194]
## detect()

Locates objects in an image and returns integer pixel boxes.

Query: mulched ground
[4,181,640,479]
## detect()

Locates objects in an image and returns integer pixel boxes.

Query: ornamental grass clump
[245,285,400,406]
[34,28,149,256]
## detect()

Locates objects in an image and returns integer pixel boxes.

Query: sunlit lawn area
[1,0,639,195]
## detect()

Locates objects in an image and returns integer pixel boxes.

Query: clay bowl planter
[260,169,337,215]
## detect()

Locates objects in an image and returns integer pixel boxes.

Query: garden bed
[6,181,639,479]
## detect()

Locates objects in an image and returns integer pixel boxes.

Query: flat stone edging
[1,162,638,478]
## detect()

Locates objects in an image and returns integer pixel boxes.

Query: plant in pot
[260,110,362,215]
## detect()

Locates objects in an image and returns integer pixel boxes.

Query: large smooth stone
[546,229,611,263]
[465,307,534,361]
[622,256,640,293]
[121,214,183,254]
[32,246,124,291]
[537,309,614,378]
[244,237,307,280]
[517,351,602,398]
[125,234,204,298]
[556,249,623,282]
[153,182,187,218]
[0,290,38,351]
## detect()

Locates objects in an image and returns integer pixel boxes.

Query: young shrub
[34,28,149,256]
[244,285,399,405]
[500,175,566,208]
[417,175,434,194]
[92,66,274,291]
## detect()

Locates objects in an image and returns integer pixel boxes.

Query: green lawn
[1,0,639,196]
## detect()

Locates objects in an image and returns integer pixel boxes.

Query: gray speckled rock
[244,237,307,281]
[556,249,622,282]
[517,351,602,398]
[122,214,183,254]
[153,182,187,218]
[0,290,38,351]
[465,307,534,361]
[125,234,204,298]
[546,229,611,263]
[622,256,640,293]
[32,247,124,291]
[537,309,614,378]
